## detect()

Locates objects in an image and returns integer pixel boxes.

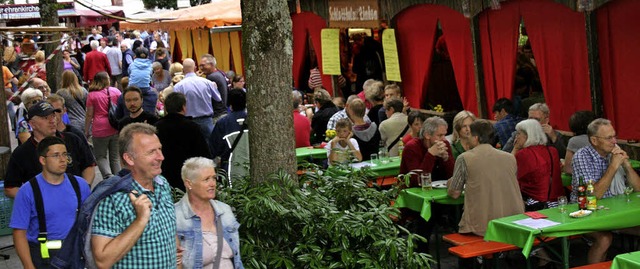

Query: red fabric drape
[597,0,640,139]
[479,1,520,113]
[395,4,476,113]
[291,12,333,95]
[520,0,591,130]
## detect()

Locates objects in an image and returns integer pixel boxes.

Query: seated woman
[402,111,427,145]
[563,111,596,174]
[450,110,476,160]
[175,157,244,269]
[513,119,564,210]
[325,118,362,165]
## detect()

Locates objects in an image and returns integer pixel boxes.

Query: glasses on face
[44,152,72,163]
[595,135,617,142]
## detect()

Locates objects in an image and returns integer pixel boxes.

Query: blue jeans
[192,116,213,145]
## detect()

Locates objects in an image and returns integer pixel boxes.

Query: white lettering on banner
[0,6,40,14]
[329,6,378,22]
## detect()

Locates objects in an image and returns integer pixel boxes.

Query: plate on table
[569,210,592,218]
[431,180,448,189]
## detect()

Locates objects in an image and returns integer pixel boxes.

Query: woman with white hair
[15,88,44,144]
[451,110,476,159]
[513,119,564,210]
[175,157,244,269]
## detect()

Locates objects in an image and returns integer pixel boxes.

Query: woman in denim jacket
[175,157,244,269]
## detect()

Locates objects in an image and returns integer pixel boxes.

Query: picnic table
[295,147,327,162]
[394,187,463,221]
[611,251,640,269]
[484,193,640,269]
[561,159,640,187]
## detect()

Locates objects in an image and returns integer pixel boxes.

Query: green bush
[216,164,433,269]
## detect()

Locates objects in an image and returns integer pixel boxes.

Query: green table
[394,187,463,221]
[562,159,640,187]
[296,147,327,162]
[368,156,401,177]
[612,251,640,269]
[484,193,640,269]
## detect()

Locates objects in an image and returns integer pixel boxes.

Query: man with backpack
[10,136,91,269]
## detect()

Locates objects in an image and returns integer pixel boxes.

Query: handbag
[105,88,119,130]
[524,146,555,211]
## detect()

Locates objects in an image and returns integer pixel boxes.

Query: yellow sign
[382,29,401,82]
[320,28,341,75]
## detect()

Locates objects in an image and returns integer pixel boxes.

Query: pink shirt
[87,87,121,137]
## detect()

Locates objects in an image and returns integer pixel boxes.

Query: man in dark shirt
[118,86,158,131]
[200,54,229,123]
[4,101,96,198]
[210,89,247,167]
[155,92,211,190]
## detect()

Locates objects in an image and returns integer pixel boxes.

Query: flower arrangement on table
[325,129,337,141]
[432,104,444,113]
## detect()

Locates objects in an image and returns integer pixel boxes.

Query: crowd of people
[2,26,637,267]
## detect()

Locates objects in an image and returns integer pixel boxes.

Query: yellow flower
[325,129,337,140]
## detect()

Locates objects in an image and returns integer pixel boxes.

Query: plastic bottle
[586,180,597,210]
[578,177,587,210]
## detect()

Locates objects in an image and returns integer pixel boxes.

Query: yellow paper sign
[382,29,401,82]
[320,28,341,75]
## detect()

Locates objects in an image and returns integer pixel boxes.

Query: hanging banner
[382,29,401,82]
[329,0,379,28]
[320,28,341,75]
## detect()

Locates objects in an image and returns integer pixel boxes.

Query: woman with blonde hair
[57,70,88,132]
[85,72,121,179]
[451,110,476,159]
[27,50,46,80]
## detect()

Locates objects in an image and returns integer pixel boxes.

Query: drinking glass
[420,173,432,191]
[370,153,378,165]
[625,186,634,202]
[557,196,567,213]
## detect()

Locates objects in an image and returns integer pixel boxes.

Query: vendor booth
[120,0,243,75]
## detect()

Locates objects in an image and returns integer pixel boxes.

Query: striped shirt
[92,176,177,269]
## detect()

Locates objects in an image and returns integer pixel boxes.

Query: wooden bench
[570,261,612,269]
[367,176,398,188]
[442,233,485,246]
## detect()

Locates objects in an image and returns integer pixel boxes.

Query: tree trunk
[39,0,62,92]
[241,0,296,183]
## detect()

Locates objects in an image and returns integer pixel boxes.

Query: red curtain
[597,0,640,139]
[291,12,333,95]
[520,0,591,131]
[395,4,476,113]
[479,1,520,113]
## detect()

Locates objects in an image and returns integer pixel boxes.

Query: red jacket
[83,50,111,83]
[516,145,564,202]
[293,111,311,148]
[400,137,455,186]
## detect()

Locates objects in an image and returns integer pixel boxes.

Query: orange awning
[120,0,241,31]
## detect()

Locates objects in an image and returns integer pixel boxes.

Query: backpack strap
[67,173,82,217]
[29,176,49,258]
[387,125,410,152]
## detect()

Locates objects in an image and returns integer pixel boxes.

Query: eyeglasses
[594,135,617,141]
[43,152,72,163]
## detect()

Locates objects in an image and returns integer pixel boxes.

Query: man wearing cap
[83,40,111,85]
[4,101,96,198]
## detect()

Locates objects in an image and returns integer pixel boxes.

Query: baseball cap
[27,101,61,121]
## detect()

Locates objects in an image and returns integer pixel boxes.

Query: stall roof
[120,0,241,31]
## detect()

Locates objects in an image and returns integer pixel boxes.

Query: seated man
[400,116,454,186]
[379,97,408,157]
[503,103,566,157]
[447,120,524,235]
[572,118,640,264]
[209,88,247,166]
[492,98,522,147]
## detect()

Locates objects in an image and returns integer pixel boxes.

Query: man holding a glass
[572,118,640,264]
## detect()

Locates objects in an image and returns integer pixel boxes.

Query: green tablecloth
[368,156,401,177]
[485,193,640,258]
[562,159,640,187]
[296,147,327,162]
[611,251,640,269]
[394,187,463,221]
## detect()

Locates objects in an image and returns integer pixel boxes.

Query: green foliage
[217,164,433,269]
[142,0,178,10]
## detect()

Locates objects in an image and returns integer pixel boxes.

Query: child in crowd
[325,118,362,165]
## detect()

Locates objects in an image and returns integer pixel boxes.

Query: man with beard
[117,86,158,131]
